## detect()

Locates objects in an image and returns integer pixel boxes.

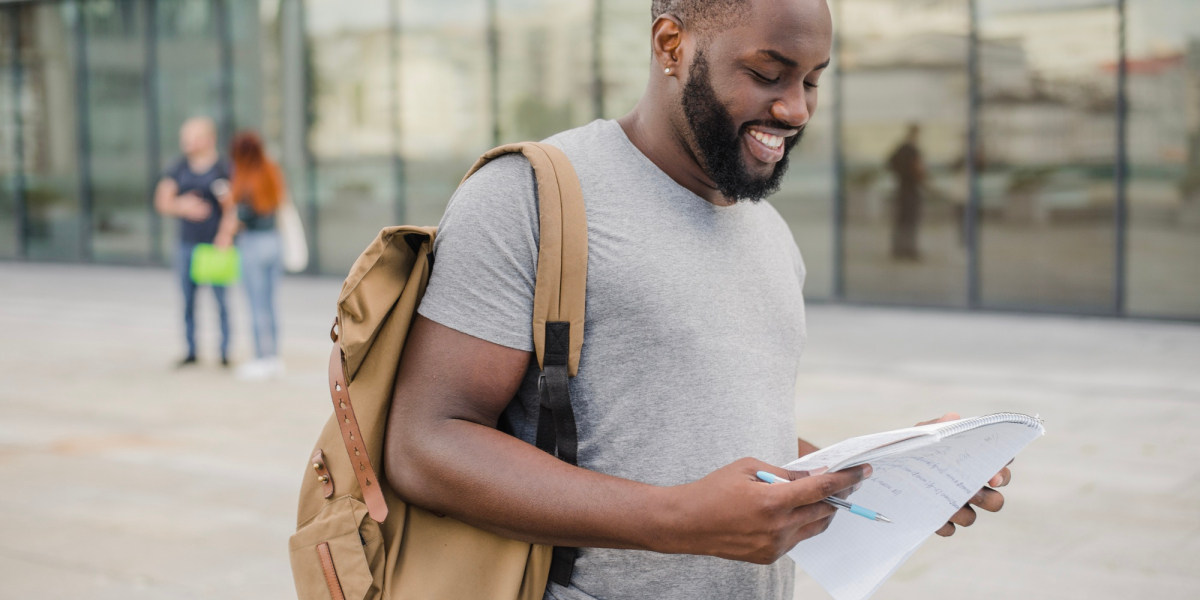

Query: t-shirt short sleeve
[417,153,540,352]
[163,157,187,183]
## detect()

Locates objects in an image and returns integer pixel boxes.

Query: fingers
[785,466,828,481]
[969,487,1005,512]
[915,412,961,427]
[777,464,872,507]
[988,466,1012,488]
[948,505,977,528]
[935,522,956,537]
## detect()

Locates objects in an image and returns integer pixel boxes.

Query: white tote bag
[277,200,309,273]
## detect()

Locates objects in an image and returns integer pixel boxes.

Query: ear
[651,15,684,75]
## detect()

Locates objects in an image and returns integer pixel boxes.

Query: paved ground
[1,262,1197,600]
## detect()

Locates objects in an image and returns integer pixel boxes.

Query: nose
[770,83,810,129]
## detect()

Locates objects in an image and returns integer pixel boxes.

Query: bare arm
[384,316,871,563]
[154,178,182,217]
[155,177,211,222]
[213,191,239,249]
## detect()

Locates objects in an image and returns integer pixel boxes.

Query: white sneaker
[236,357,285,381]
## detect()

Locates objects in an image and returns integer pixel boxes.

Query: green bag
[190,244,241,286]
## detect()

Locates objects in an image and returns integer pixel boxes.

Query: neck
[617,91,733,207]
[186,149,219,172]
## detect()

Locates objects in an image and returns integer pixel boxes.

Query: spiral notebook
[782,413,1045,600]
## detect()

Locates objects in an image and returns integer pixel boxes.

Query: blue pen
[756,471,892,524]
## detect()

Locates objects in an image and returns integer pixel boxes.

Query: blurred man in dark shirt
[887,123,925,260]
[154,117,232,367]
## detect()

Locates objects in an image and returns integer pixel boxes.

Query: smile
[748,128,784,149]
[743,126,797,164]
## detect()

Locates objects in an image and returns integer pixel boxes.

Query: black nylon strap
[537,321,579,586]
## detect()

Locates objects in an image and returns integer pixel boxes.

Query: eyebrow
[756,50,831,72]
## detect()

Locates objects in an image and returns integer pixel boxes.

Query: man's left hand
[917,412,1013,537]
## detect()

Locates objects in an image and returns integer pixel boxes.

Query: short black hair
[650,0,751,35]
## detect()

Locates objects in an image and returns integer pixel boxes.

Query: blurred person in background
[887,122,925,260]
[154,117,232,368]
[215,131,287,381]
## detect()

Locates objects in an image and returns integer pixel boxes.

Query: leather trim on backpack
[328,337,388,523]
[316,542,346,600]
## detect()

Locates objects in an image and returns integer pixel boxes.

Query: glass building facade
[1,0,1197,320]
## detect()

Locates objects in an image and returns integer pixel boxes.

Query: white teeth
[749,129,783,149]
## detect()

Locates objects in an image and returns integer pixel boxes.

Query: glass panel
[977,0,1118,312]
[496,0,595,143]
[305,0,399,274]
[599,0,648,119]
[83,0,151,263]
[839,0,971,307]
[774,50,836,301]
[228,0,262,136]
[398,0,491,230]
[157,0,222,259]
[21,2,83,261]
[0,8,16,258]
[1125,0,1200,318]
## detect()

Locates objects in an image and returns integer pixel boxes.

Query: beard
[680,51,804,203]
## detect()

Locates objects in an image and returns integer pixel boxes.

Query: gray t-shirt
[418,119,807,600]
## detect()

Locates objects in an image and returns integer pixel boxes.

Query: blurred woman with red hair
[216,131,288,380]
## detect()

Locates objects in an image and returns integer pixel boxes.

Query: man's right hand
[176,193,212,222]
[662,459,871,564]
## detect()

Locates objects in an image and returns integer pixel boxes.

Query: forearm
[797,437,819,458]
[215,197,239,241]
[386,418,675,551]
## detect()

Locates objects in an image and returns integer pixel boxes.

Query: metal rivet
[313,462,323,471]
[318,475,329,483]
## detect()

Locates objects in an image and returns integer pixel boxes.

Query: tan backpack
[288,142,587,600]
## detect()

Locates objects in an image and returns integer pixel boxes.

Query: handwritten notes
[784,414,1044,600]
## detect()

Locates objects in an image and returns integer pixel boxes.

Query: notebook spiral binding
[938,412,1045,439]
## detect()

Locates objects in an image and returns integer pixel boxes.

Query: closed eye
[750,69,780,84]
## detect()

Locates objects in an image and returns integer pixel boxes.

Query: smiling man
[383,1,1009,599]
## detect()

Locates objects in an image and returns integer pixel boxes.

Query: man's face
[179,120,215,156]
[678,0,832,202]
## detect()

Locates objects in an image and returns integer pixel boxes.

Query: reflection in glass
[839,0,970,307]
[306,0,399,273]
[977,0,1118,312]
[599,0,649,119]
[157,0,223,260]
[20,2,83,261]
[398,0,491,229]
[774,55,836,301]
[496,0,594,143]
[84,0,151,263]
[0,7,15,258]
[1125,0,1200,318]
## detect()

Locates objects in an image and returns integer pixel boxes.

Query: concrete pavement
[0,262,1197,599]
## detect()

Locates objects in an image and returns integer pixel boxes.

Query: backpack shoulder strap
[463,142,587,378]
[463,142,587,587]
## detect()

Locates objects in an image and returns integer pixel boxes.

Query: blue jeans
[238,230,283,359]
[176,242,231,359]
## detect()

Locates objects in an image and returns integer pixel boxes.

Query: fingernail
[810,466,829,476]
[862,464,873,478]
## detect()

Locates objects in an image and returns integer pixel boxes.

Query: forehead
[704,0,832,66]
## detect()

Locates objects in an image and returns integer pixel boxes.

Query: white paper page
[782,423,944,473]
[787,422,1043,600]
